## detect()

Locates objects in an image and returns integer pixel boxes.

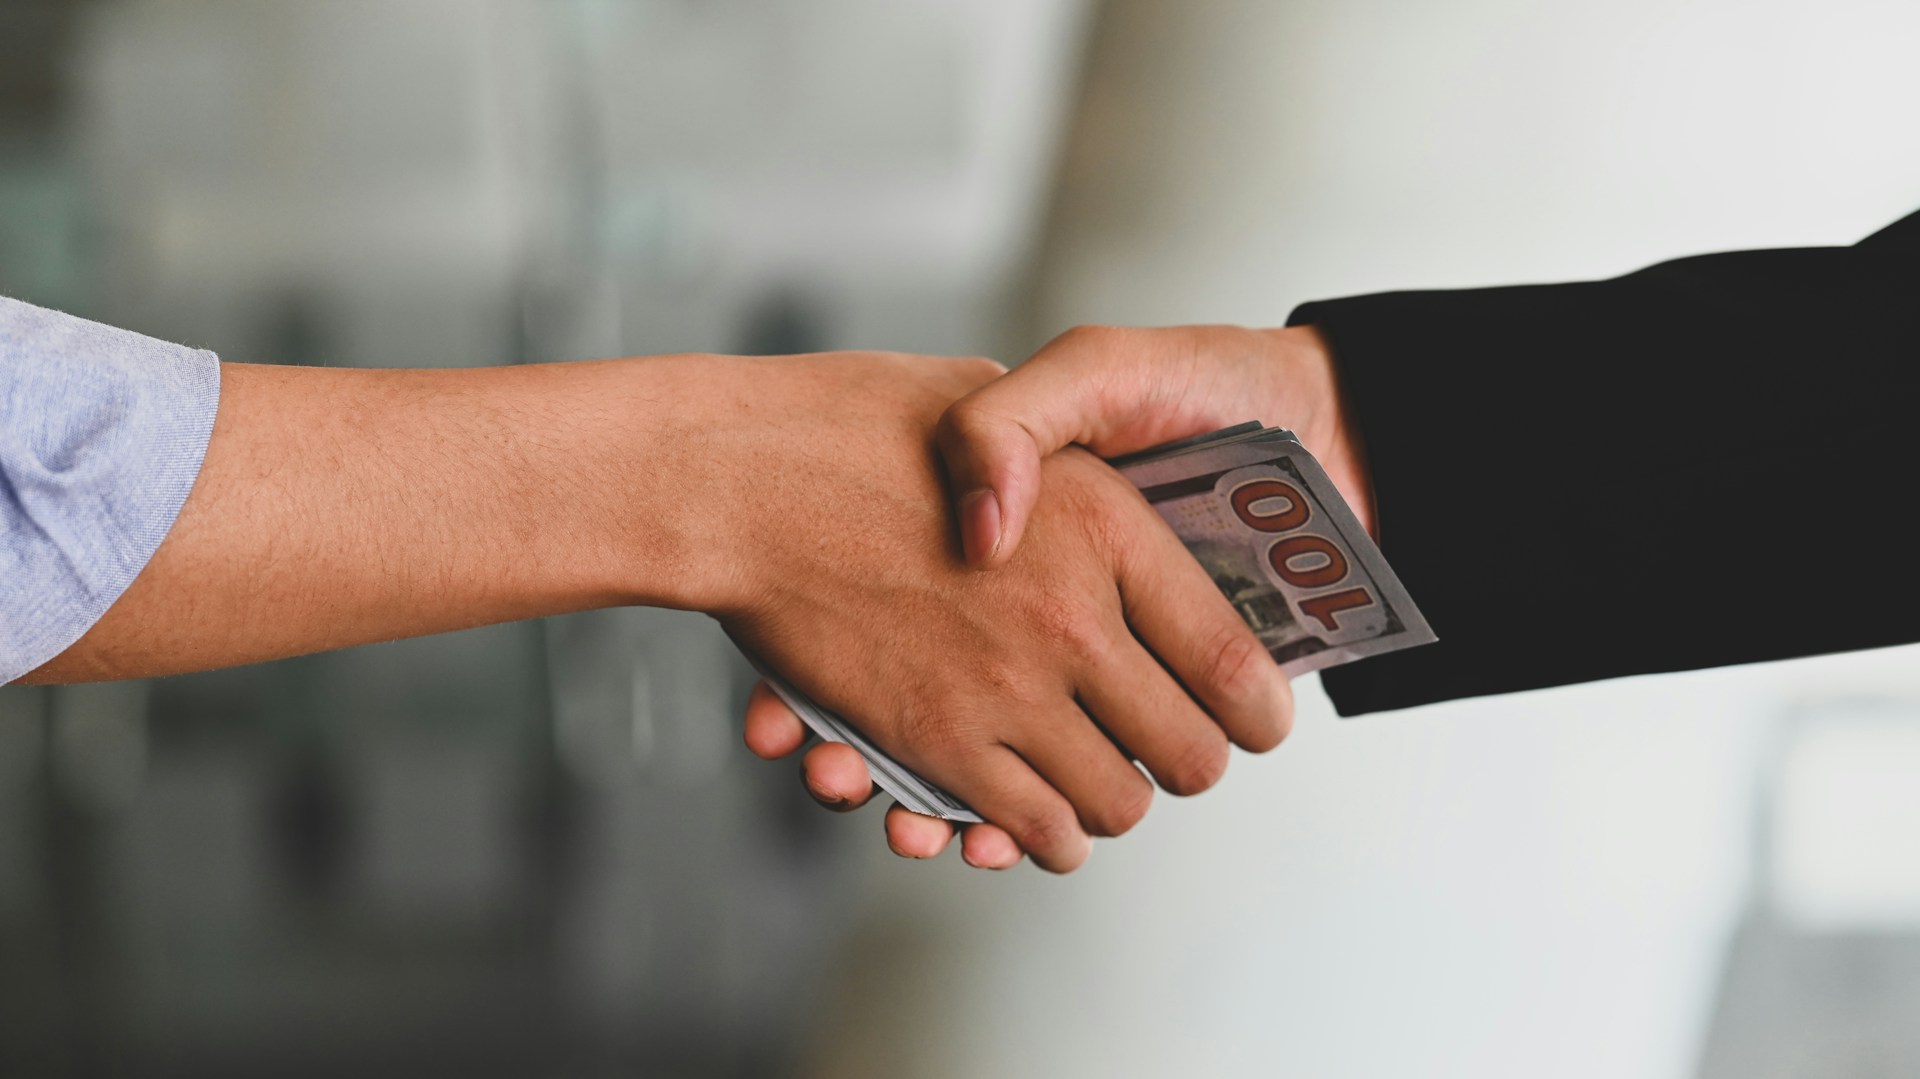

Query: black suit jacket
[1291,208,1920,715]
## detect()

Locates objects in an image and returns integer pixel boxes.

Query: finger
[884,804,956,859]
[935,329,1126,569]
[1008,701,1156,837]
[936,326,1204,569]
[743,679,810,759]
[801,741,880,811]
[941,747,1092,874]
[960,822,1024,869]
[1116,515,1295,754]
[1077,634,1234,797]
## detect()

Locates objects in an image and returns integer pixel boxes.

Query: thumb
[935,396,1047,571]
[935,329,1128,568]
[939,325,1219,568]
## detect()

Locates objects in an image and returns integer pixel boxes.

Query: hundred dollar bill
[732,423,1435,823]
[1113,424,1435,674]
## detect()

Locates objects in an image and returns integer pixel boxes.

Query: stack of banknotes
[732,423,1436,823]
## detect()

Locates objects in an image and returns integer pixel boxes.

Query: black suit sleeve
[1292,208,1920,716]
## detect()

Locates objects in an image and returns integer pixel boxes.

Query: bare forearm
[26,357,725,683]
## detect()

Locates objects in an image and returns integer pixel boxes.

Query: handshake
[723,324,1430,873]
[22,316,1431,876]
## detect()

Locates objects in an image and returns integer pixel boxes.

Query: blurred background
[3,1,1920,1076]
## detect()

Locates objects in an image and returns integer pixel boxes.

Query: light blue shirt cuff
[1,296,222,682]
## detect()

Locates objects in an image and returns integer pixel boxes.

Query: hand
[769,325,1361,862]
[718,351,1291,873]
[941,324,1372,568]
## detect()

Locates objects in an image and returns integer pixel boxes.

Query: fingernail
[808,785,856,812]
[959,488,1002,566]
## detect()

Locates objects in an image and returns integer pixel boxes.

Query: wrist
[606,349,999,621]
[559,353,757,615]
[1260,325,1375,537]
[590,352,861,619]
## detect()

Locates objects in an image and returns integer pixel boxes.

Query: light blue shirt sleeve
[1,296,221,682]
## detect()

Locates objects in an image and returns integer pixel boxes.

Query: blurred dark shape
[0,2,86,134]
[262,286,335,369]
[738,288,831,357]
[268,743,350,901]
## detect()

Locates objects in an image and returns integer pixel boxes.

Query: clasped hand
[734,324,1364,872]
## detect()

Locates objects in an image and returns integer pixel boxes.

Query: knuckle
[1238,722,1285,755]
[1028,594,1110,663]
[1239,684,1295,754]
[897,700,978,761]
[1083,777,1154,838]
[1197,624,1274,713]
[1013,805,1079,856]
[1162,734,1230,797]
[937,397,997,448]
[1059,475,1136,559]
[982,650,1048,705]
[1085,504,1137,563]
